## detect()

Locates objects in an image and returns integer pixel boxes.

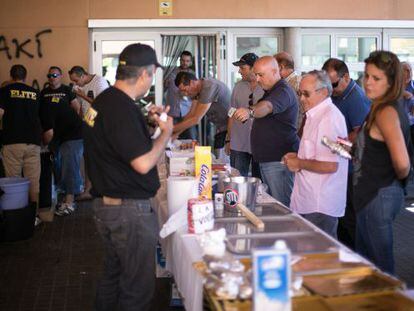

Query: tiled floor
[1,194,414,311]
[0,202,182,311]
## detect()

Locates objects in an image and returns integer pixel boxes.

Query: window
[302,35,331,69]
[228,30,282,87]
[300,30,381,82]
[236,37,278,58]
[390,38,414,63]
[337,37,376,63]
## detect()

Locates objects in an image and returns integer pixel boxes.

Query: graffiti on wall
[0,29,53,90]
[0,29,52,59]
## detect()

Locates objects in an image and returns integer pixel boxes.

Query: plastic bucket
[0,177,30,210]
[222,177,260,213]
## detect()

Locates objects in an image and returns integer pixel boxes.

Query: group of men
[2,42,413,311]
[0,63,108,223]
[167,49,374,248]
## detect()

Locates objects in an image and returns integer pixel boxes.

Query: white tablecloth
[152,165,280,311]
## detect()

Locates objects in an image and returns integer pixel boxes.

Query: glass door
[91,31,163,105]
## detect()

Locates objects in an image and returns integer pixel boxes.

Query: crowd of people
[168,49,414,276]
[0,64,109,223]
[0,43,413,310]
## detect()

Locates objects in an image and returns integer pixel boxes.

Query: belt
[103,196,122,206]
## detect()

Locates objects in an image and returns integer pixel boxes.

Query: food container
[214,215,315,235]
[225,232,338,256]
[302,267,404,297]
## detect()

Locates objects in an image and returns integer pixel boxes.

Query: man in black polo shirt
[233,56,299,207]
[83,44,172,311]
[40,66,83,216]
[0,65,42,211]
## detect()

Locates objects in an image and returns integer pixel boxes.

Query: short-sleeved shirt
[78,75,109,116]
[164,67,195,118]
[331,80,370,134]
[197,78,231,132]
[83,87,160,199]
[40,85,82,143]
[290,97,348,217]
[251,79,299,163]
[0,82,42,146]
[230,81,264,153]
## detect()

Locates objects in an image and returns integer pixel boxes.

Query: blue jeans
[230,150,251,177]
[301,213,338,239]
[355,181,404,275]
[230,150,261,179]
[259,161,294,207]
[59,139,83,195]
[94,199,158,311]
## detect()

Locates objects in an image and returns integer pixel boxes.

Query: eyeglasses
[298,87,324,98]
[248,93,253,106]
[332,77,341,89]
[47,73,60,78]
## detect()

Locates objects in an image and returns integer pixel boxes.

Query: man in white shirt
[283,70,348,238]
[69,66,109,200]
[69,66,109,117]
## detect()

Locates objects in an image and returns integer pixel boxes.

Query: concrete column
[284,27,302,72]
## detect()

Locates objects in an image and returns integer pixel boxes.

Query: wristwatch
[248,107,255,119]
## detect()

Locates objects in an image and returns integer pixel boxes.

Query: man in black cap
[83,43,173,311]
[226,53,264,177]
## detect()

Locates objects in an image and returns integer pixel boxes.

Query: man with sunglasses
[40,66,83,216]
[226,53,264,177]
[322,58,370,248]
[283,70,348,238]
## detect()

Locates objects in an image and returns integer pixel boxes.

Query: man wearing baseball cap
[226,53,264,177]
[83,43,172,311]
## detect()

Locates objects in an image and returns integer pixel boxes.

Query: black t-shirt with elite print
[83,87,160,199]
[40,84,82,144]
[0,82,42,146]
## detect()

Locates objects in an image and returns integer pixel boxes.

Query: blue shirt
[251,79,299,162]
[406,80,414,95]
[331,80,370,134]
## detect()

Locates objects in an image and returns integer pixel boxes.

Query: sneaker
[55,203,72,216]
[34,216,42,227]
[64,202,76,213]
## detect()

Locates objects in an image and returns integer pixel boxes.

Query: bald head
[253,56,281,90]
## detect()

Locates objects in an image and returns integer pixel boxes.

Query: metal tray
[215,203,291,219]
[214,215,315,235]
[226,231,338,256]
[323,291,414,310]
[303,267,404,297]
[293,252,369,275]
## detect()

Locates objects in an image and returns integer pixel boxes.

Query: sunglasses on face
[248,93,253,106]
[332,77,341,89]
[47,73,60,78]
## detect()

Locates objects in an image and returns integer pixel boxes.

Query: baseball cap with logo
[232,53,259,67]
[118,43,163,69]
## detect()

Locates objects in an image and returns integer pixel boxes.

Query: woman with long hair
[353,50,412,274]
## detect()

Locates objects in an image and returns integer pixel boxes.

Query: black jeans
[93,198,158,311]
